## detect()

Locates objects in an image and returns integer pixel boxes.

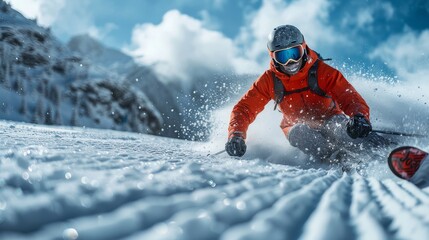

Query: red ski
[388,146,428,181]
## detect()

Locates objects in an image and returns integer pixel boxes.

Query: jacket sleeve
[319,63,370,120]
[228,72,272,139]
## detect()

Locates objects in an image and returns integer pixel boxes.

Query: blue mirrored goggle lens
[274,46,302,64]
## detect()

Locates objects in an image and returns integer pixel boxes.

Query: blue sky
[6,0,429,83]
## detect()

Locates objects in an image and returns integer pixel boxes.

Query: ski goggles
[272,45,304,65]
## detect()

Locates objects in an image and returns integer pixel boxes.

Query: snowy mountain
[126,67,183,138]
[0,1,162,135]
[68,34,136,76]
[67,34,187,139]
[1,120,429,240]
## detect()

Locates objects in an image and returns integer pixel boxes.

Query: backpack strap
[314,51,332,61]
[272,72,285,110]
[271,58,331,110]
[272,72,310,110]
[308,59,330,98]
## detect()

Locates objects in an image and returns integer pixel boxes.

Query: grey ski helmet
[267,25,304,52]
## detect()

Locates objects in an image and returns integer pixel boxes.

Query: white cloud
[370,29,429,82]
[125,10,261,87]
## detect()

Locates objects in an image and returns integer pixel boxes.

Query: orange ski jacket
[228,48,370,139]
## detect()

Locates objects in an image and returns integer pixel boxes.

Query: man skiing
[225,25,388,161]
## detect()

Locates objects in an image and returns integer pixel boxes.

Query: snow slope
[1,120,429,240]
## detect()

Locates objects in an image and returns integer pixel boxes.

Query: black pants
[287,114,387,160]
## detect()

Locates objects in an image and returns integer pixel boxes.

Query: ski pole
[207,149,226,157]
[212,149,226,155]
[372,129,427,138]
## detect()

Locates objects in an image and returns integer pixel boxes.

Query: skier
[225,25,389,161]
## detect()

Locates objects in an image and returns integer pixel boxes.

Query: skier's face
[280,58,303,76]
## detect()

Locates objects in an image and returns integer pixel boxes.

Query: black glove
[347,114,372,139]
[225,134,247,157]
